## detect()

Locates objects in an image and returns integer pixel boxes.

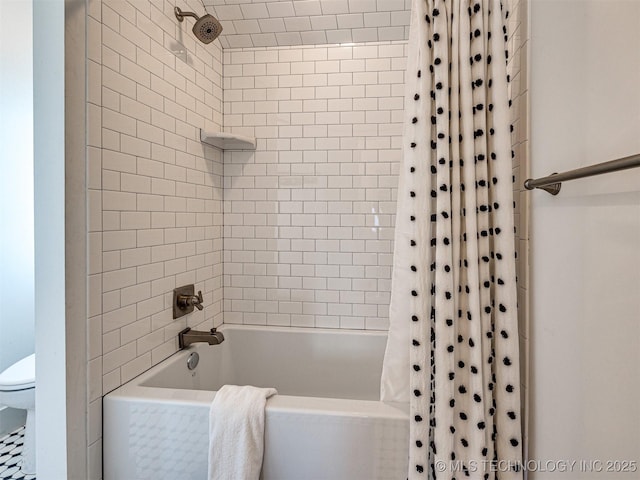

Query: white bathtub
[103,325,409,480]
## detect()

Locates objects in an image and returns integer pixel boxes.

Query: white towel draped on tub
[208,385,277,480]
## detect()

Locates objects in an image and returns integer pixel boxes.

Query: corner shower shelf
[199,129,256,151]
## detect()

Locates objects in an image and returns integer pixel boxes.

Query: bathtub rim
[104,324,408,419]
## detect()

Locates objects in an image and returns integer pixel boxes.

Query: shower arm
[174,7,200,22]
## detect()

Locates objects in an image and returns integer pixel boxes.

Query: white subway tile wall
[87,0,224,477]
[81,1,531,477]
[204,0,412,47]
[222,41,406,330]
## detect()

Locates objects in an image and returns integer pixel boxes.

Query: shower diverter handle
[177,290,204,311]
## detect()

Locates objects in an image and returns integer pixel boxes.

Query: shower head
[174,6,223,44]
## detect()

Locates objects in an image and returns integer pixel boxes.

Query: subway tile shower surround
[87,0,224,476]
[222,41,406,329]
[79,1,535,479]
[204,0,412,47]
[87,1,406,477]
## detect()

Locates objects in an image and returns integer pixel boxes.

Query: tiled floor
[0,427,35,480]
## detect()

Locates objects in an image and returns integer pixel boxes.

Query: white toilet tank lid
[0,354,35,389]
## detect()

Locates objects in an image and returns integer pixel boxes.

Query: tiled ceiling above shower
[202,0,411,48]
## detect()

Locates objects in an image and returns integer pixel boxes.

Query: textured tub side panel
[104,394,408,480]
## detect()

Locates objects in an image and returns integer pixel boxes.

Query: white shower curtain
[381,1,523,479]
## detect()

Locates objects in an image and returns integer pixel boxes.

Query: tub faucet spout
[178,327,225,349]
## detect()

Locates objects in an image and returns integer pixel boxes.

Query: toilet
[0,354,35,474]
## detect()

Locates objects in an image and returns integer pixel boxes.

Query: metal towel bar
[524,153,640,195]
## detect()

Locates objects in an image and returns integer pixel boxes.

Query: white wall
[0,0,34,434]
[223,41,405,330]
[0,0,35,379]
[87,0,225,476]
[65,0,89,476]
[529,1,640,477]
[33,0,68,476]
